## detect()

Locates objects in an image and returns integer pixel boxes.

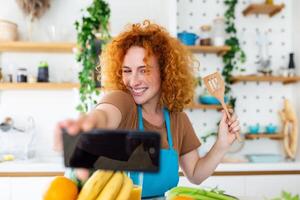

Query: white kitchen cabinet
[178,176,245,197]
[0,178,11,200]
[10,177,54,200]
[245,175,300,198]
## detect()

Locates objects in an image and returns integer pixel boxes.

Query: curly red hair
[100,20,197,112]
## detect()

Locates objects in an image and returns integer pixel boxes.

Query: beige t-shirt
[98,90,201,156]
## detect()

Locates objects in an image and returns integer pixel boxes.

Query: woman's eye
[122,69,131,73]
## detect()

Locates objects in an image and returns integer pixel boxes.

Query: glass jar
[212,18,226,46]
[199,25,212,46]
[17,68,28,83]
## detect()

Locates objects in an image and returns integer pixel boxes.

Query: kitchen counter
[0,157,65,176]
[1,157,300,176]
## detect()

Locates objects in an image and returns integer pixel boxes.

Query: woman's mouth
[131,87,147,96]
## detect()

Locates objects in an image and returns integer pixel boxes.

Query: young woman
[55,20,240,198]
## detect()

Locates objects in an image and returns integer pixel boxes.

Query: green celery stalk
[166,186,238,200]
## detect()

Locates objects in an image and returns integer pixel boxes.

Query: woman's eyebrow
[122,65,146,69]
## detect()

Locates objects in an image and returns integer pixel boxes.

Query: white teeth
[132,88,147,94]
[133,88,146,92]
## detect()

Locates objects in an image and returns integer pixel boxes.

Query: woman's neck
[142,102,162,115]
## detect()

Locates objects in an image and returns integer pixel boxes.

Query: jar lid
[201,25,211,31]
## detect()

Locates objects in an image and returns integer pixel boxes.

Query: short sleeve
[179,112,201,156]
[97,90,136,121]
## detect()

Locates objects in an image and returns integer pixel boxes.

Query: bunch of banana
[77,170,133,200]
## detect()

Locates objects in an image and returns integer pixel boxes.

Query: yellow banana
[77,170,114,200]
[115,173,133,200]
[96,171,124,200]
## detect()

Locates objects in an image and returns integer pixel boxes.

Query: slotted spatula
[203,72,242,142]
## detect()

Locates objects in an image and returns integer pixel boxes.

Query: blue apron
[137,105,179,198]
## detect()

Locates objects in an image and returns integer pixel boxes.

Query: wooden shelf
[0,83,79,90]
[245,133,284,140]
[185,103,230,110]
[0,41,76,53]
[231,75,300,84]
[186,45,230,55]
[243,3,285,17]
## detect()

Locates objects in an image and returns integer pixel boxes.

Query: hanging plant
[222,0,246,108]
[75,0,111,113]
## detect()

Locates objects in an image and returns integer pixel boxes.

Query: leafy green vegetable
[166,186,238,200]
[270,191,300,200]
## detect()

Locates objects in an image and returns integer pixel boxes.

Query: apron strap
[137,105,174,149]
[163,107,174,149]
[138,105,144,131]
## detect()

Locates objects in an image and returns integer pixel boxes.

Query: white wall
[0,0,177,158]
[0,0,298,161]
[178,0,299,160]
[292,0,300,161]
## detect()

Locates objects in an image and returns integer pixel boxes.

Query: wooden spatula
[203,72,242,142]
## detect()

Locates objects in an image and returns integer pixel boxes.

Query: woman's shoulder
[100,90,133,101]
[170,110,189,119]
[98,90,135,108]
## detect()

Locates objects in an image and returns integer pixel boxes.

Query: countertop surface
[0,156,300,173]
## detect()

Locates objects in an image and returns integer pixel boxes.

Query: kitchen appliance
[62,128,161,172]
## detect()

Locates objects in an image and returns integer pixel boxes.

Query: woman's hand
[216,109,240,150]
[53,104,121,182]
[53,110,105,152]
[53,110,108,182]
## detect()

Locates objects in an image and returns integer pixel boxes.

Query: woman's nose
[129,72,141,87]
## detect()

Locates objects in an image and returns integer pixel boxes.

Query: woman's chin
[132,94,148,105]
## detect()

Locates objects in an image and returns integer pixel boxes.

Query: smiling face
[122,46,161,106]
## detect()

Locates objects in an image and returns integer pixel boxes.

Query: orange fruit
[43,176,78,200]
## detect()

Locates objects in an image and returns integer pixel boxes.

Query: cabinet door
[245,175,300,198]
[11,177,54,200]
[0,178,11,200]
[178,176,246,197]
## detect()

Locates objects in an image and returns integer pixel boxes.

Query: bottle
[212,18,225,46]
[288,53,296,77]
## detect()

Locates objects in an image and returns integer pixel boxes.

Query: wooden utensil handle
[220,101,231,119]
[220,101,243,142]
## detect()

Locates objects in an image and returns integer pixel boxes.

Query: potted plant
[37,61,49,82]
[75,0,111,113]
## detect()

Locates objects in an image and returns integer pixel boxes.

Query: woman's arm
[179,110,240,184]
[54,103,122,152]
[179,142,227,184]
[54,103,122,182]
